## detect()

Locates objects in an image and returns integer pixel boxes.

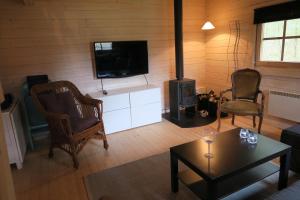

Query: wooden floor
[12,116,282,200]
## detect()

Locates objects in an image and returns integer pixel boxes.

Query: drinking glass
[247,132,258,144]
[240,128,249,139]
[203,132,216,158]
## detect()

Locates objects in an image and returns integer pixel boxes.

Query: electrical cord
[100,78,107,95]
[143,74,149,86]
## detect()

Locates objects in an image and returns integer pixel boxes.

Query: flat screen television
[93,41,149,78]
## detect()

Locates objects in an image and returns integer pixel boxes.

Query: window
[259,18,300,63]
[95,42,112,51]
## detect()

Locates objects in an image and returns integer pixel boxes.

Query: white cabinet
[130,87,162,128]
[101,93,130,112]
[103,109,131,134]
[131,102,162,128]
[2,100,26,169]
[130,88,161,106]
[89,85,162,134]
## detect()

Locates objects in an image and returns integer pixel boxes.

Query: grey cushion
[221,100,261,115]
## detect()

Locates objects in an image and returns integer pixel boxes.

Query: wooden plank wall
[0,0,206,109]
[205,0,300,94]
[205,0,300,128]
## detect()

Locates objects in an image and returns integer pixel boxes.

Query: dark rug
[84,152,300,200]
[162,111,216,128]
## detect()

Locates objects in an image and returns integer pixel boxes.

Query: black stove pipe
[174,0,184,80]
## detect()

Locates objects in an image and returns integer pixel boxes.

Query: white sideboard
[89,85,162,134]
[2,100,27,169]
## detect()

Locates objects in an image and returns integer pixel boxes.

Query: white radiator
[268,90,300,122]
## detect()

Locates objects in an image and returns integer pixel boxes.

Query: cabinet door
[103,108,131,134]
[0,113,16,200]
[130,88,161,106]
[100,93,130,112]
[10,104,26,163]
[131,102,162,128]
[2,113,16,163]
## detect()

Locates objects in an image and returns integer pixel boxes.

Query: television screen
[93,41,149,78]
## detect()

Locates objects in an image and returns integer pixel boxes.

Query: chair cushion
[38,91,80,118]
[38,92,64,113]
[221,100,261,115]
[56,92,80,118]
[70,117,99,133]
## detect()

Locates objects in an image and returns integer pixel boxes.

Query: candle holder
[203,132,216,158]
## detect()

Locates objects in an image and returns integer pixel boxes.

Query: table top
[170,128,291,181]
[88,84,158,98]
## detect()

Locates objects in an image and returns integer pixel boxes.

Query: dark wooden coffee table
[170,128,291,200]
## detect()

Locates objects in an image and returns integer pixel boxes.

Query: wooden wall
[2,0,297,127]
[0,0,206,109]
[205,0,300,93]
[205,0,300,128]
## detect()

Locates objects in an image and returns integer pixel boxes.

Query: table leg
[278,150,291,190]
[170,151,178,193]
[207,181,217,200]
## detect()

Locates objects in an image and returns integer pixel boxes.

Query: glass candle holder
[240,128,249,139]
[203,134,216,158]
[247,132,258,144]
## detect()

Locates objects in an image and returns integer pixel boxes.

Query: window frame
[255,19,300,68]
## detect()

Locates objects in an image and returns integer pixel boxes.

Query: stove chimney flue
[174,0,184,80]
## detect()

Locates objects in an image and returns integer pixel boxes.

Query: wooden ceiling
[23,0,34,6]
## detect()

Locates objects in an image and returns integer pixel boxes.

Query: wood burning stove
[169,79,196,121]
[169,0,196,122]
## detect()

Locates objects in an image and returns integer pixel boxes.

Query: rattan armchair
[31,81,108,168]
[217,68,265,133]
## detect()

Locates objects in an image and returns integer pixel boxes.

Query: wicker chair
[217,68,265,133]
[31,81,108,168]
